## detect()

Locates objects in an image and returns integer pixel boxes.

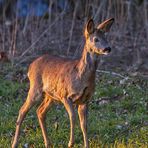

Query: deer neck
[78,45,98,77]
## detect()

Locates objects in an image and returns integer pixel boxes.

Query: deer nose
[103,47,111,53]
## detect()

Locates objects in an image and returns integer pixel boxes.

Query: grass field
[0,69,147,148]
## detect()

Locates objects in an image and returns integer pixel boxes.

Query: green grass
[0,72,147,148]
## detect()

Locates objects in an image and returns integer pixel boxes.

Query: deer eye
[94,37,99,42]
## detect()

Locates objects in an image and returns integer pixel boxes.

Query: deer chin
[102,49,111,55]
[102,51,110,55]
[95,49,110,55]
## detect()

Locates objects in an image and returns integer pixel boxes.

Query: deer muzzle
[103,47,111,54]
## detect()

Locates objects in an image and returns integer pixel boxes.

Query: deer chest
[68,75,95,104]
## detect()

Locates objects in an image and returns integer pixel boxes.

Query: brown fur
[28,52,96,104]
[12,18,114,148]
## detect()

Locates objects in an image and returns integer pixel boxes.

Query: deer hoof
[68,141,74,148]
[45,141,53,148]
[11,143,18,148]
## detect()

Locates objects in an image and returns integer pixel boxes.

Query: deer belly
[43,75,94,103]
[43,84,68,101]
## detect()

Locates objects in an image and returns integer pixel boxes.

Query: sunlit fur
[12,18,114,148]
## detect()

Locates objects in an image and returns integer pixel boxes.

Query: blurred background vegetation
[0,0,147,75]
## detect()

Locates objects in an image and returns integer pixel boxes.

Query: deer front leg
[78,104,89,148]
[62,98,75,147]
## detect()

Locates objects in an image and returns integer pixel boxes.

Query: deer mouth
[95,47,111,55]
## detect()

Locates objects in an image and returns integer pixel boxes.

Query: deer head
[84,18,114,55]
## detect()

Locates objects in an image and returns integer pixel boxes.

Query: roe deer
[12,18,114,148]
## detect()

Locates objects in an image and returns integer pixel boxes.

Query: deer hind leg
[12,87,41,148]
[36,95,53,148]
[61,98,75,148]
[78,104,89,148]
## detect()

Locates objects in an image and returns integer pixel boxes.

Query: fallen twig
[96,70,128,79]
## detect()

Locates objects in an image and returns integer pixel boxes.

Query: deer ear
[97,18,114,32]
[86,19,95,34]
